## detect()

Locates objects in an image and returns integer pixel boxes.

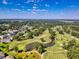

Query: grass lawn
[9,29,51,51]
[42,32,72,59]
[42,51,68,59]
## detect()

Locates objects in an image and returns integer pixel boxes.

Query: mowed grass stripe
[42,51,68,59]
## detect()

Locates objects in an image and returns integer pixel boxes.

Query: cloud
[27,9,31,11]
[16,3,21,6]
[0,8,79,19]
[32,6,37,9]
[11,9,21,12]
[25,0,43,3]
[55,1,59,5]
[2,0,8,5]
[45,4,50,7]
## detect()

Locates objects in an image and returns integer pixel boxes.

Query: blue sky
[0,0,79,19]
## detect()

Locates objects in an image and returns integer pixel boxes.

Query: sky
[0,0,79,19]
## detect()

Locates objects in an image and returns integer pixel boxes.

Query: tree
[27,32,33,39]
[33,30,40,36]
[63,39,76,50]
[38,46,43,54]
[63,39,79,59]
